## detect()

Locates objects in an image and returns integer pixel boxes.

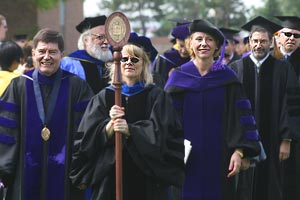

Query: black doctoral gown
[70,84,185,200]
[230,54,292,200]
[280,48,300,200]
[0,69,94,200]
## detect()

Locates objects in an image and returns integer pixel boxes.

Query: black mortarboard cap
[276,16,300,31]
[13,34,28,41]
[76,15,107,33]
[168,18,193,26]
[171,23,190,40]
[241,16,282,34]
[243,36,249,44]
[189,19,224,46]
[219,27,240,43]
[128,32,158,62]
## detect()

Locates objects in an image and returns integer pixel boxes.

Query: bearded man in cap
[275,16,300,200]
[60,15,113,94]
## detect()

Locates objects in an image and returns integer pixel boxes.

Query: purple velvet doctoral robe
[165,61,261,200]
[0,69,93,200]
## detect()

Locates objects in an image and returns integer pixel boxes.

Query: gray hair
[77,29,90,50]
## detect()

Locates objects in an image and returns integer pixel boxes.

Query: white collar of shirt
[279,47,295,57]
[249,53,269,66]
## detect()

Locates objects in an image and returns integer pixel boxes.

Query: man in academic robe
[275,16,300,200]
[60,15,113,94]
[229,16,294,200]
[0,28,93,200]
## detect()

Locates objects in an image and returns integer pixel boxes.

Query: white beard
[87,43,113,62]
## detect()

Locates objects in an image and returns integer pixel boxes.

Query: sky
[83,0,105,17]
[83,0,264,17]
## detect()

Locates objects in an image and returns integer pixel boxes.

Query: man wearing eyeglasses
[276,16,300,200]
[229,16,296,200]
[276,16,300,63]
[60,15,113,94]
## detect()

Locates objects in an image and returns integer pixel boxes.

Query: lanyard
[32,68,62,139]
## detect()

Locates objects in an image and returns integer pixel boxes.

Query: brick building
[0,0,83,54]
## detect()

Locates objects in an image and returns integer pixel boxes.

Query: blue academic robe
[60,50,109,94]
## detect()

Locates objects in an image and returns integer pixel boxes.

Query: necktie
[256,62,261,73]
[284,54,290,60]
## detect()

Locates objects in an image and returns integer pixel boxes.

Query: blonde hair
[109,44,153,86]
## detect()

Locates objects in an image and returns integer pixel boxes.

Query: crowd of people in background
[0,11,300,200]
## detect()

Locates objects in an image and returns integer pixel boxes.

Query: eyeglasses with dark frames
[91,33,106,40]
[282,32,300,39]
[120,57,140,63]
[250,39,269,45]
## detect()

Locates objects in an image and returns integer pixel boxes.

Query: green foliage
[98,0,300,36]
[100,0,166,35]
[254,0,300,18]
[206,0,248,28]
[99,0,251,36]
[31,0,64,9]
[280,0,300,15]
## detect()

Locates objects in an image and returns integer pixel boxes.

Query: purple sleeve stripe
[0,133,15,145]
[245,130,259,141]
[236,98,251,110]
[240,115,256,126]
[0,117,18,128]
[0,100,19,113]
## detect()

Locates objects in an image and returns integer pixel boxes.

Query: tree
[99,0,165,35]
[280,0,300,15]
[97,0,250,36]
[254,0,300,20]
[206,0,248,28]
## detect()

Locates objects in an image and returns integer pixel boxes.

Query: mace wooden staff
[105,12,130,200]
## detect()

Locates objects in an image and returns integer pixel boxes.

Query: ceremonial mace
[105,12,130,200]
